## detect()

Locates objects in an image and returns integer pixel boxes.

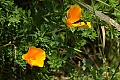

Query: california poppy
[66,5,91,28]
[22,46,46,67]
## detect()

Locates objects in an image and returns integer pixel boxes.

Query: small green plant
[0,0,120,80]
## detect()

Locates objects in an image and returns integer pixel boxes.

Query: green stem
[111,61,120,80]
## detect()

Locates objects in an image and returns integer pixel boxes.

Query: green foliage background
[0,0,120,79]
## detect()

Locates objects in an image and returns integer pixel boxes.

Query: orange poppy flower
[22,46,46,67]
[66,5,91,28]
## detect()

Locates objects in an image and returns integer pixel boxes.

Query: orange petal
[66,22,91,28]
[78,22,91,28]
[28,60,44,67]
[25,46,38,59]
[22,46,46,67]
[35,48,46,60]
[66,20,74,28]
[22,54,27,59]
[66,5,82,23]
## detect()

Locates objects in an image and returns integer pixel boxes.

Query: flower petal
[30,60,44,67]
[67,5,82,23]
[22,46,46,67]
[66,5,91,28]
[22,54,27,59]
[66,22,91,28]
[35,48,46,60]
[25,46,38,59]
[78,22,91,28]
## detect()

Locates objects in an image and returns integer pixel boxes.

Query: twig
[101,26,106,51]
[1,41,17,79]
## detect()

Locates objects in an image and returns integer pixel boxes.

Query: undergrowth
[0,0,120,80]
